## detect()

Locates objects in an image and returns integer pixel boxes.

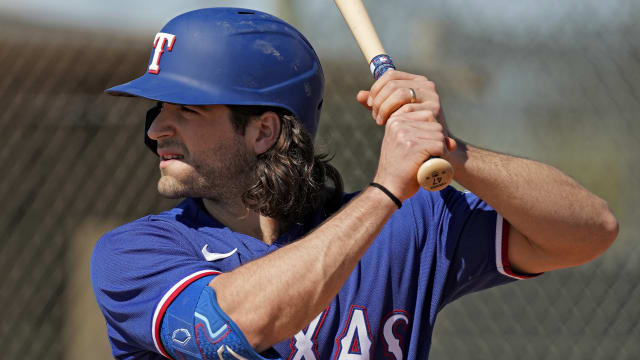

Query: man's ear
[249,111,281,155]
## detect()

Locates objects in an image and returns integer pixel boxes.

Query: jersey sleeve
[90,218,220,359]
[407,187,540,310]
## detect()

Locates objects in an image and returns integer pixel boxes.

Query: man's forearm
[210,186,397,351]
[446,140,618,272]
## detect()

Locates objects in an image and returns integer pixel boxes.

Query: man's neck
[202,198,280,245]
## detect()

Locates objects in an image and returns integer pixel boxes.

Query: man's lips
[157,150,185,161]
[159,154,184,161]
[157,150,185,169]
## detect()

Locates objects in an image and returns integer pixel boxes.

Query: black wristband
[369,182,402,209]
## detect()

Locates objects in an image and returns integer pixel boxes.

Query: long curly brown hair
[228,106,344,228]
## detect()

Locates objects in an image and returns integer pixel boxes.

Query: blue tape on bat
[369,54,396,79]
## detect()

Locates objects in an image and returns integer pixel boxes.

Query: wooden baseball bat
[334,0,454,191]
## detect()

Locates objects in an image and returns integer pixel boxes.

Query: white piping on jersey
[151,270,220,356]
[495,215,508,277]
[202,245,238,261]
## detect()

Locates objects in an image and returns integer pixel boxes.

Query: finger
[372,84,440,124]
[391,103,420,115]
[371,79,419,112]
[387,109,438,127]
[356,90,371,109]
[372,79,417,105]
[446,137,457,152]
[392,101,441,118]
[395,99,441,116]
[376,87,422,124]
[369,70,425,103]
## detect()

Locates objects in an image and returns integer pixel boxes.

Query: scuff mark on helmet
[254,40,283,60]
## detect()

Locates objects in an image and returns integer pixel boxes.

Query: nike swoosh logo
[201,245,238,262]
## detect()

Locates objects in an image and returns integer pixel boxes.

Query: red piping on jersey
[500,220,538,279]
[154,270,221,359]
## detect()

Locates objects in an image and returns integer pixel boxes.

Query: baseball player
[91,8,618,360]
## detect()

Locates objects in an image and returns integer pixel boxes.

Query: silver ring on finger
[408,88,417,103]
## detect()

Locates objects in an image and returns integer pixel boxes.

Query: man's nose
[146,104,177,141]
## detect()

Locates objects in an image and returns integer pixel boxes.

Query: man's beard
[157,137,256,203]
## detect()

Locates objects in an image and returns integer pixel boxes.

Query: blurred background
[0,0,637,359]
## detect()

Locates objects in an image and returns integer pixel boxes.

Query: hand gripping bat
[334,0,454,191]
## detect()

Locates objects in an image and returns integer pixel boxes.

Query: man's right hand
[374,108,455,200]
[356,70,456,200]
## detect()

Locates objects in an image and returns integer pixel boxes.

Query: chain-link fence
[0,1,638,359]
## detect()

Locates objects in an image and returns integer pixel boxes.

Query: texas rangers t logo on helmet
[148,32,176,74]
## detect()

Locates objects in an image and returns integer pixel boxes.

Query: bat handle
[371,55,454,192]
[417,158,454,191]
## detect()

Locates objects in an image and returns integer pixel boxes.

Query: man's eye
[181,106,197,113]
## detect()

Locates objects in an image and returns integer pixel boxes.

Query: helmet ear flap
[144,102,162,155]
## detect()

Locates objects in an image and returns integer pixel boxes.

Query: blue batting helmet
[105,8,324,152]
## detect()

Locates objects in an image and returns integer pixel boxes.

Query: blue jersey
[91,187,533,359]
